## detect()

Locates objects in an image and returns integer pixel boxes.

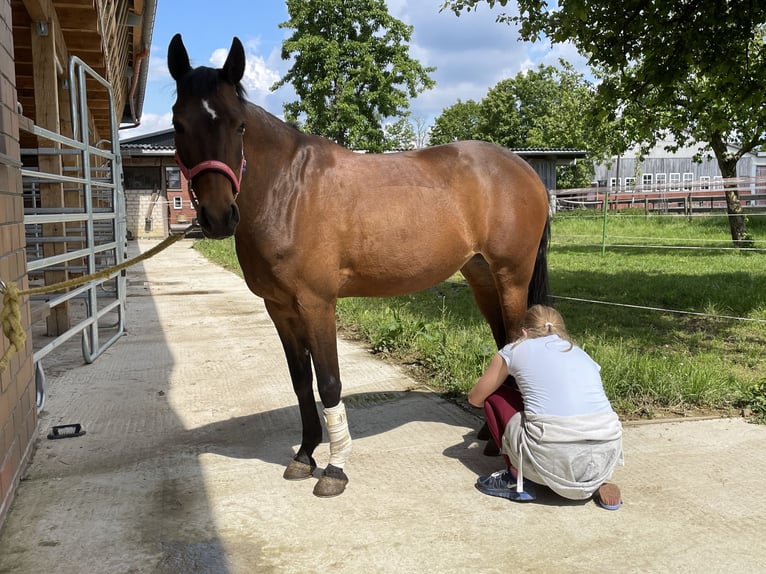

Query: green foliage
[336,287,497,395]
[430,63,606,187]
[383,115,416,150]
[429,99,483,145]
[442,0,766,242]
[273,0,435,152]
[741,380,766,424]
[193,237,241,276]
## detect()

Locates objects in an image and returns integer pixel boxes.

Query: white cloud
[123,111,172,138]
[147,43,171,81]
[383,1,530,122]
[137,2,592,136]
[210,42,281,106]
[380,1,593,123]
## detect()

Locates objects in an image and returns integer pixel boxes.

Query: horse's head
[168,34,247,239]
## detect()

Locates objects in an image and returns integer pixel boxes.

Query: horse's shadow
[186,390,492,476]
[184,390,595,508]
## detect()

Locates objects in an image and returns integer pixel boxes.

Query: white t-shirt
[498,335,613,416]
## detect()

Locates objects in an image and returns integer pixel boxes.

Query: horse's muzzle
[197,202,240,239]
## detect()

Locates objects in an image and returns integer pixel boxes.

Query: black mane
[179,66,247,101]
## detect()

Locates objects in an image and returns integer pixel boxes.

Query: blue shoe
[475,470,536,502]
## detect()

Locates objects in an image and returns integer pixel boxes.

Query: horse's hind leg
[462,255,521,455]
[461,254,507,349]
[265,301,322,481]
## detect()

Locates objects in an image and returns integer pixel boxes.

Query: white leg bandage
[324,401,353,469]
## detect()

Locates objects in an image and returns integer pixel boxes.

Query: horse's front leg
[265,301,322,481]
[301,295,352,497]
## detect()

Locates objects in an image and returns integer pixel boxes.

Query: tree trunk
[711,138,752,248]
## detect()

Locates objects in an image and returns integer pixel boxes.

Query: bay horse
[168,35,550,497]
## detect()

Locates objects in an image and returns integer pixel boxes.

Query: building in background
[594,137,766,200]
[121,128,196,238]
[0,0,155,530]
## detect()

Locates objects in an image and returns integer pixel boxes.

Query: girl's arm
[467,353,509,407]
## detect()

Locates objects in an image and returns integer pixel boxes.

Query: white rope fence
[549,180,766,323]
[551,295,766,325]
[552,238,766,253]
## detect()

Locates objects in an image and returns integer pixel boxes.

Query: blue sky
[131,0,587,137]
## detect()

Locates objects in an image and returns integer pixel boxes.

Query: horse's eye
[173,120,184,135]
[237,122,246,135]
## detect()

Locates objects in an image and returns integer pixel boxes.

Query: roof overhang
[513,148,588,167]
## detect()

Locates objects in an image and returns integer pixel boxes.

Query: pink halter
[175,149,246,206]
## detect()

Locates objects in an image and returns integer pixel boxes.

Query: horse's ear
[168,33,192,81]
[221,37,246,85]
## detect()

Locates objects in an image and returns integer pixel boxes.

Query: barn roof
[13,0,156,146]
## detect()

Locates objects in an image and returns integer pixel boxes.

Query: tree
[481,64,600,187]
[411,116,431,149]
[443,0,766,245]
[431,64,604,187]
[429,99,483,145]
[273,0,435,152]
[383,116,416,150]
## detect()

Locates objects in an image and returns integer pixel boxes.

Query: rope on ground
[552,295,766,324]
[0,230,194,373]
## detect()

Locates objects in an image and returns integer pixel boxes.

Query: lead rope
[0,228,197,373]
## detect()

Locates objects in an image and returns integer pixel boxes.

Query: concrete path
[0,239,764,574]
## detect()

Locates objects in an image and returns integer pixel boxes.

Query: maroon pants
[483,384,525,470]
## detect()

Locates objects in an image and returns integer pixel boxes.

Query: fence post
[601,188,609,256]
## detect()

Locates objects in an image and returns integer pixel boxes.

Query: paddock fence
[541,174,766,328]
[553,176,766,216]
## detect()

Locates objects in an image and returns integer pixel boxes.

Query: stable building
[0,0,155,530]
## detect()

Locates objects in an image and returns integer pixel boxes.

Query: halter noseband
[174,146,246,206]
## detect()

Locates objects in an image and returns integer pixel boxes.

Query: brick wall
[125,188,168,239]
[0,0,37,529]
[167,186,196,230]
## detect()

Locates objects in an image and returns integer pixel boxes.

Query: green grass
[194,213,766,420]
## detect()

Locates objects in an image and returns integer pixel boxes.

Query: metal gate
[21,57,127,411]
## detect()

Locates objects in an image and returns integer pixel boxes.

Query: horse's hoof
[283,459,316,481]
[313,465,348,497]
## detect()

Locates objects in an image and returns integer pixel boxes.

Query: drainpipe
[120,47,149,130]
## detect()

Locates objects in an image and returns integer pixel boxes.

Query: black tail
[527,215,550,307]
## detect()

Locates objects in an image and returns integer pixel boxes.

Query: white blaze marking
[202,99,218,120]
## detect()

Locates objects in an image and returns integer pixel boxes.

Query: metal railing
[21,57,127,411]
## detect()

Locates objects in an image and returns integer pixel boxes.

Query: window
[656,173,667,189]
[642,173,653,190]
[173,196,182,210]
[683,172,694,191]
[700,175,710,190]
[669,172,681,191]
[124,166,161,190]
[624,177,636,191]
[713,176,723,190]
[166,167,182,189]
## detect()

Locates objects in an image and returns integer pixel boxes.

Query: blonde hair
[518,305,573,350]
